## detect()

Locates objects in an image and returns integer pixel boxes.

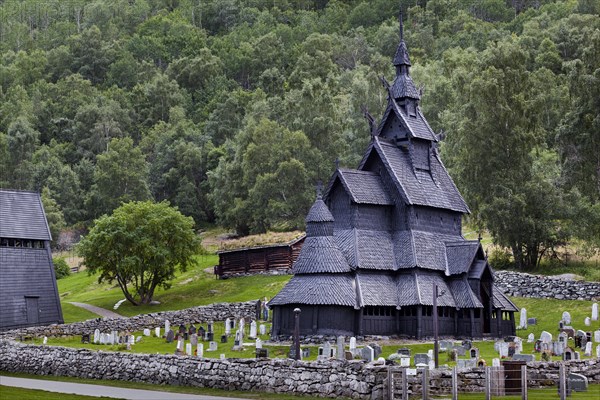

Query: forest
[0,0,598,270]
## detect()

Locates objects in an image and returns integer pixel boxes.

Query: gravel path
[69,302,124,319]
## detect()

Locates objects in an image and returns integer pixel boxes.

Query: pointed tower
[270,7,517,340]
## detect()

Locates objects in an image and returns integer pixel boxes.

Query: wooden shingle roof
[0,189,51,241]
[292,236,351,274]
[269,274,357,307]
[333,169,394,205]
[445,241,481,275]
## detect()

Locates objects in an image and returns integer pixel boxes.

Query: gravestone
[584,342,592,357]
[249,321,257,339]
[369,343,382,358]
[259,324,266,336]
[177,338,184,351]
[233,331,242,349]
[594,330,600,343]
[596,344,600,358]
[345,351,354,360]
[400,356,410,367]
[540,331,552,343]
[462,340,472,350]
[457,359,477,368]
[568,373,588,392]
[190,333,198,346]
[239,318,245,335]
[225,318,231,335]
[362,346,374,362]
[186,343,192,356]
[302,348,310,359]
[81,334,90,344]
[256,348,268,358]
[179,324,186,334]
[255,338,262,349]
[155,327,160,337]
[492,358,500,367]
[414,353,429,366]
[584,317,591,326]
[508,343,516,358]
[43,337,47,345]
[164,320,170,335]
[513,354,535,362]
[519,308,527,329]
[221,334,227,343]
[288,345,298,360]
[93,329,100,344]
[592,303,598,321]
[470,347,479,359]
[558,332,568,350]
[514,337,523,354]
[143,329,151,336]
[397,348,411,357]
[197,343,204,357]
[349,337,357,355]
[563,347,575,361]
[209,341,218,351]
[135,336,141,343]
[166,330,175,343]
[189,324,196,335]
[206,332,214,342]
[562,311,571,325]
[207,321,213,334]
[527,318,537,325]
[336,336,345,360]
[99,333,105,345]
[220,354,226,360]
[453,345,466,357]
[199,327,206,340]
[439,340,452,351]
[553,341,564,357]
[498,342,509,358]
[527,333,535,343]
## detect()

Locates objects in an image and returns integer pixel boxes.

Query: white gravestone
[540,331,553,343]
[155,327,160,337]
[596,344,600,358]
[400,356,410,367]
[164,320,170,335]
[498,342,509,358]
[519,308,527,329]
[527,333,535,343]
[197,343,204,357]
[129,335,135,345]
[259,324,266,336]
[592,303,598,321]
[594,330,600,343]
[225,318,231,335]
[239,318,245,336]
[255,338,262,349]
[249,321,257,339]
[585,317,591,326]
[209,341,218,351]
[349,337,357,355]
[43,336,47,345]
[337,336,345,360]
[177,338,184,351]
[93,329,100,344]
[584,342,592,357]
[562,311,571,325]
[143,329,151,336]
[186,343,192,356]
[515,337,523,354]
[220,354,226,360]
[492,358,500,367]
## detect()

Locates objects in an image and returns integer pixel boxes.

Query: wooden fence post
[521,365,527,400]
[559,363,567,400]
[386,366,393,400]
[485,367,491,400]
[401,367,408,400]
[452,366,458,400]
[422,367,429,400]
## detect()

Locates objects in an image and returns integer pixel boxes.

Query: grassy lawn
[0,372,339,400]
[61,303,102,324]
[432,384,600,400]
[0,385,115,400]
[58,254,291,320]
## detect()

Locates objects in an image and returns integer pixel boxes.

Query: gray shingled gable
[335,169,394,205]
[356,272,398,307]
[390,97,436,141]
[445,241,481,275]
[448,278,484,308]
[414,272,456,307]
[0,189,51,240]
[269,274,357,307]
[492,286,519,312]
[468,259,489,280]
[373,137,470,213]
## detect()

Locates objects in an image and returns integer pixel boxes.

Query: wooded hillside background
[1,0,598,269]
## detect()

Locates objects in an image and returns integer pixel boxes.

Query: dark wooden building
[270,20,517,339]
[0,189,64,330]
[215,236,305,278]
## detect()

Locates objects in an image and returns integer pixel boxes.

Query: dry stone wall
[494,271,600,300]
[0,301,258,338]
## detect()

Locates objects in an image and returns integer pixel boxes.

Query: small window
[407,101,417,117]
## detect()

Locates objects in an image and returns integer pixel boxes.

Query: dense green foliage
[52,257,71,279]
[1,0,599,267]
[77,201,200,305]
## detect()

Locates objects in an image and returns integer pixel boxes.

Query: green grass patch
[0,385,113,400]
[61,303,102,324]
[58,254,291,321]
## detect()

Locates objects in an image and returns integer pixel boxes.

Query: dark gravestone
[178,324,186,334]
[462,340,472,350]
[302,348,310,359]
[288,346,297,359]
[166,329,175,343]
[568,373,588,392]
[453,345,466,357]
[256,348,269,358]
[183,332,189,341]
[527,318,537,325]
[81,334,90,344]
[397,348,411,357]
[206,332,214,342]
[221,334,228,343]
[513,354,535,362]
[369,343,382,358]
[414,353,429,366]
[198,327,205,339]
[508,344,516,358]
[189,324,197,335]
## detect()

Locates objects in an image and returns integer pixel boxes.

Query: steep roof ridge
[354,273,364,309]
[414,270,422,304]
[371,137,413,206]
[431,149,471,213]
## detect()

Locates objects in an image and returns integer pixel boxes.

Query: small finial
[316,180,323,199]
[399,7,404,41]
[334,157,340,169]
[478,232,482,242]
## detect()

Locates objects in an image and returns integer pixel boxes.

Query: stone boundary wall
[0,301,258,338]
[1,340,598,399]
[494,271,600,300]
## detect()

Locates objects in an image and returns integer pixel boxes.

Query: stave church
[269,15,517,339]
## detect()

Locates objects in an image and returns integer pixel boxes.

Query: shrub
[488,248,514,270]
[53,257,71,279]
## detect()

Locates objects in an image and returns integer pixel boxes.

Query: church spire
[390,8,420,101]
